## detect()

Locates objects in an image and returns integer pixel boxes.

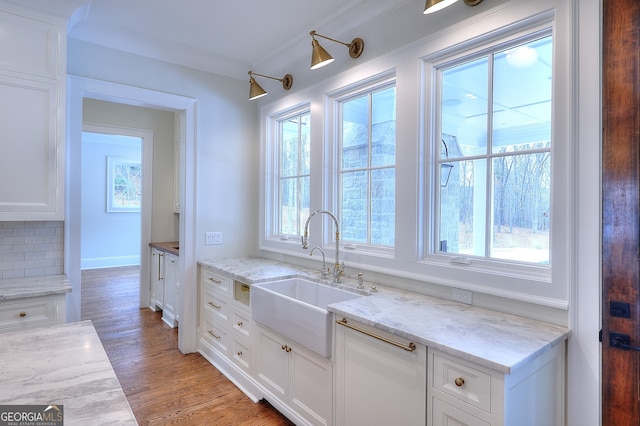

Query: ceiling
[9,0,413,79]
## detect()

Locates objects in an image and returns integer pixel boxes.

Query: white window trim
[258,0,573,309]
[327,72,397,258]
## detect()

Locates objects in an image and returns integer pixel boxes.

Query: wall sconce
[424,0,483,14]
[248,71,293,101]
[441,139,454,187]
[309,30,364,70]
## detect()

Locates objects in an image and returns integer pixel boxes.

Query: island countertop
[199,257,570,374]
[0,274,72,301]
[0,320,137,425]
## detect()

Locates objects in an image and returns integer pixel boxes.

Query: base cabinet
[0,294,67,333]
[162,252,178,327]
[427,344,565,426]
[254,323,332,426]
[150,248,164,310]
[334,317,427,426]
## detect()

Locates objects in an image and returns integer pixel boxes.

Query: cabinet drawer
[432,397,489,426]
[231,338,251,373]
[231,307,251,340]
[200,268,230,296]
[202,285,229,322]
[201,315,228,355]
[0,296,59,331]
[432,351,492,413]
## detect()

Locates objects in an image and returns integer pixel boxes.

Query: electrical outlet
[205,231,222,245]
[452,288,473,305]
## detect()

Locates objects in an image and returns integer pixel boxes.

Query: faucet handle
[357,272,364,289]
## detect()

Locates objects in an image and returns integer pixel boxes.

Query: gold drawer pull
[336,318,416,352]
[18,311,27,318]
[455,377,465,387]
[208,301,221,309]
[208,330,220,339]
[208,277,222,284]
[240,284,250,292]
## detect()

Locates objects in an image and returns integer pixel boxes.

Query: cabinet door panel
[255,325,288,400]
[0,76,60,215]
[0,11,59,78]
[432,397,489,426]
[336,319,427,426]
[290,345,332,426]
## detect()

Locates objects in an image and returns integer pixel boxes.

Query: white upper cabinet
[0,7,65,220]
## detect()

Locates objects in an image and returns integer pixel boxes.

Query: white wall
[82,99,177,244]
[81,131,141,269]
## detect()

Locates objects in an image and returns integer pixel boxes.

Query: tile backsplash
[0,221,64,279]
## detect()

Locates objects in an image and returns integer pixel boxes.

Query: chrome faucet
[302,209,345,283]
[310,246,328,279]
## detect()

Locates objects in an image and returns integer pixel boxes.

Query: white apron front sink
[251,278,363,357]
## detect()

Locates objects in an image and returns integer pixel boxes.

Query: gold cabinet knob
[237,351,243,357]
[454,377,465,387]
[18,311,26,318]
[281,344,287,351]
[237,321,243,327]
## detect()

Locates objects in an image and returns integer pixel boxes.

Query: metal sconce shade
[309,31,364,70]
[249,77,267,100]
[311,39,334,70]
[424,0,482,14]
[248,71,293,101]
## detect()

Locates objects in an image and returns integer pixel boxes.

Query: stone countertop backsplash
[199,257,570,374]
[0,274,72,301]
[149,241,179,256]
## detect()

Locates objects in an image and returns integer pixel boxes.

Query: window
[434,33,553,265]
[338,83,396,247]
[276,111,310,237]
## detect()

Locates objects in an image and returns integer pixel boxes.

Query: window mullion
[485,53,495,258]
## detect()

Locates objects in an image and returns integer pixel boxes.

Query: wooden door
[602,0,640,424]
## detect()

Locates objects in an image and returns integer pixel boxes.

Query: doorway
[66,75,199,353]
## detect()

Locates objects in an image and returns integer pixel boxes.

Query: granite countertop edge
[199,257,570,374]
[0,274,72,301]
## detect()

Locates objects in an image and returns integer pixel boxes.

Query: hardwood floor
[81,266,294,426]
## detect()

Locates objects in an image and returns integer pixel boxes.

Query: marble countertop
[200,257,570,374]
[0,275,72,301]
[0,320,137,425]
[149,241,179,256]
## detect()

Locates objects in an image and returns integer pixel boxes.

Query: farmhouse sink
[251,278,363,357]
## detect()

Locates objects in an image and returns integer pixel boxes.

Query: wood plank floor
[81,266,294,426]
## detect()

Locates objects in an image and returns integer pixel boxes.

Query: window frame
[422,17,562,284]
[329,73,397,257]
[261,102,311,246]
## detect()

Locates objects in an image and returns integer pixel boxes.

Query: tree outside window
[436,34,552,264]
[278,112,310,237]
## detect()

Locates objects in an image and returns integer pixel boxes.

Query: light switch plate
[205,231,222,245]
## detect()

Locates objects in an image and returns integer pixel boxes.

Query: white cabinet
[162,252,178,327]
[427,344,565,426]
[0,294,67,333]
[334,316,427,426]
[197,265,260,401]
[0,7,65,220]
[150,248,164,310]
[254,323,333,426]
